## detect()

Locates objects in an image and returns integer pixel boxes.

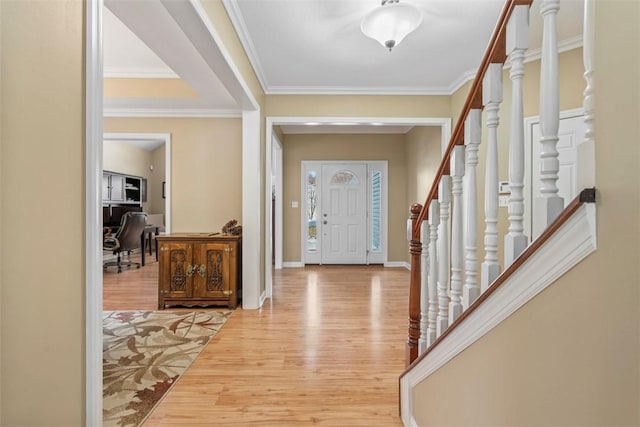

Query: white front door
[320,163,368,264]
[530,113,585,238]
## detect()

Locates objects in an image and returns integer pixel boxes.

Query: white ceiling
[223,0,583,95]
[103,7,177,79]
[103,0,584,124]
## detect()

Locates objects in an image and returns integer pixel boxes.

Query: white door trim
[242,110,264,308]
[273,134,283,270]
[265,116,451,271]
[524,108,584,239]
[264,132,283,299]
[86,0,104,424]
[103,133,172,233]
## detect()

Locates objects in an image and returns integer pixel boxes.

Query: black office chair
[103,211,147,273]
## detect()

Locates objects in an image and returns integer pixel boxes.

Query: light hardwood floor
[104,258,408,426]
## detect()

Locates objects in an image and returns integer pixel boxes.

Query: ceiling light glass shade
[361,2,423,51]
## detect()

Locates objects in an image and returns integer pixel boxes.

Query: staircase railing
[404,0,596,367]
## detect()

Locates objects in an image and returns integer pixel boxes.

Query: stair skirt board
[400,203,596,427]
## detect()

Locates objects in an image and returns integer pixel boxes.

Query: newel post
[406,203,423,366]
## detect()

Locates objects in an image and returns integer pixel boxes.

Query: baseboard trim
[400,203,597,426]
[259,291,267,307]
[282,262,305,268]
[384,261,410,270]
[283,261,409,269]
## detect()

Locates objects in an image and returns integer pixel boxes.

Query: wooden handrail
[412,0,533,237]
[401,188,597,378]
[406,203,423,365]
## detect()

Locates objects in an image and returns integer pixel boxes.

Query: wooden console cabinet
[156,234,241,309]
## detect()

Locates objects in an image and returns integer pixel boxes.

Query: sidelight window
[306,170,318,252]
[371,171,382,252]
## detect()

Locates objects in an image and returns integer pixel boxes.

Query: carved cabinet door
[194,242,234,299]
[158,242,194,299]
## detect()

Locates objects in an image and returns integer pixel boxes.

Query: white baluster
[437,176,451,336]
[463,109,481,308]
[426,200,439,346]
[534,0,563,237]
[419,220,429,354]
[481,63,503,291]
[449,146,465,323]
[577,0,595,189]
[504,5,530,267]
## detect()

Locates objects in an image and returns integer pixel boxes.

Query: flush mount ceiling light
[360,0,423,51]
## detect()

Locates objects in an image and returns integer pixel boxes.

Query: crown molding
[261,35,582,97]
[103,107,241,118]
[221,0,268,94]
[446,69,480,95]
[446,36,584,96]
[524,35,583,63]
[263,86,455,96]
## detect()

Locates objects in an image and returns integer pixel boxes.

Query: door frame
[301,160,387,265]
[103,133,172,233]
[264,117,451,297]
[524,108,584,239]
[271,133,283,271]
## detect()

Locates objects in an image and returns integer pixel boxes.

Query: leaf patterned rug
[103,310,233,427]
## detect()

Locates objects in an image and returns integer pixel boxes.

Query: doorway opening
[103,133,172,235]
[302,161,387,265]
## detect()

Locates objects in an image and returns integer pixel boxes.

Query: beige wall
[104,118,242,233]
[412,2,640,425]
[200,0,265,108]
[282,133,407,263]
[405,126,443,210]
[104,78,198,99]
[266,94,450,118]
[103,140,153,212]
[1,1,85,424]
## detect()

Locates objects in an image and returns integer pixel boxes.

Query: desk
[140,225,159,266]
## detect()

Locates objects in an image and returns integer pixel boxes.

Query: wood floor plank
[104,262,408,426]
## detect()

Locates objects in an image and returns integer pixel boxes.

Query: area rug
[103,310,233,427]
